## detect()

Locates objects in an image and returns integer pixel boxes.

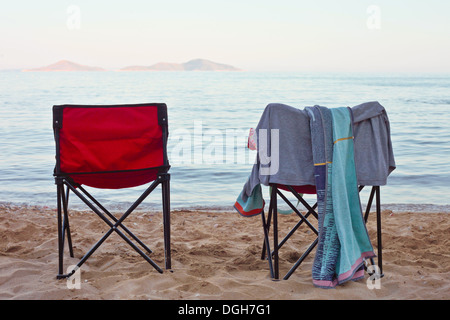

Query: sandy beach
[0,203,448,300]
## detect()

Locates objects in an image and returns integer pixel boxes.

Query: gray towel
[240,101,396,203]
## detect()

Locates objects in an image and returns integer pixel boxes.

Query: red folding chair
[53,103,171,279]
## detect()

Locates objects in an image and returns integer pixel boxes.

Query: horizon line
[3,59,450,74]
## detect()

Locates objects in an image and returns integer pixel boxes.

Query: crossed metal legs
[56,174,171,279]
[261,185,383,280]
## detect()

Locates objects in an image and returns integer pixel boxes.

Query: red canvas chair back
[54,103,169,188]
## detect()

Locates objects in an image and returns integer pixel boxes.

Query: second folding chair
[236,102,395,285]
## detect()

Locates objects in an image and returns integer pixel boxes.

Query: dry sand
[0,203,449,300]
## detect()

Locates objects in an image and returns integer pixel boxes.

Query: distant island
[22,58,241,72]
[121,59,241,72]
[23,60,105,72]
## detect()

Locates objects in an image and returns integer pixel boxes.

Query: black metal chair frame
[53,105,171,280]
[55,174,171,279]
[261,184,383,280]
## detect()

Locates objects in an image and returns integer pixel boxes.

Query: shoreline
[1,201,449,214]
[1,203,449,300]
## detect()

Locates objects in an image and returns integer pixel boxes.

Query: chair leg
[261,202,272,261]
[375,186,383,276]
[284,238,318,280]
[161,174,171,270]
[271,185,279,280]
[362,186,384,278]
[56,181,65,279]
[261,207,275,279]
[61,185,74,258]
[364,186,376,223]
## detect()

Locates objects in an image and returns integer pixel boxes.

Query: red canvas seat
[276,184,316,194]
[53,103,171,279]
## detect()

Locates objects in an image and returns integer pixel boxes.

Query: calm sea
[0,71,449,213]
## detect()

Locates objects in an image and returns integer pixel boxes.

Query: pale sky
[1,0,449,72]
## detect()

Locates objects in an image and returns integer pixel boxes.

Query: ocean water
[0,71,449,213]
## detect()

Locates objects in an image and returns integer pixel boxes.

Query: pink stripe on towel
[313,251,375,288]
